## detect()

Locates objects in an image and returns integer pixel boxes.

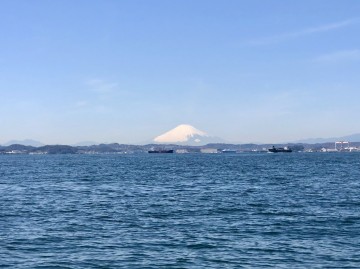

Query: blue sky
[1,0,360,144]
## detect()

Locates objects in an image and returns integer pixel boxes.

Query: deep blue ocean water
[1,153,360,268]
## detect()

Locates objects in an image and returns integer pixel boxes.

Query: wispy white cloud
[298,19,357,35]
[94,105,111,113]
[73,79,120,110]
[314,49,360,63]
[86,79,119,94]
[247,18,359,45]
[75,100,89,108]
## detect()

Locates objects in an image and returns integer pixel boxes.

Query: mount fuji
[153,124,223,145]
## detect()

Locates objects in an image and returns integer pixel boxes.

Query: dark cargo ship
[268,146,292,153]
[148,149,174,153]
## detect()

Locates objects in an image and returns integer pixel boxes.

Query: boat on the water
[148,149,174,154]
[268,146,292,153]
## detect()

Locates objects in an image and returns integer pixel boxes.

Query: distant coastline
[1,142,360,155]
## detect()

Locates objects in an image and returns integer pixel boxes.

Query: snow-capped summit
[153,124,222,145]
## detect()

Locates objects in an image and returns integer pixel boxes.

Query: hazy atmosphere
[1,0,360,145]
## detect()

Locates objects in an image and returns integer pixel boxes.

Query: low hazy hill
[72,141,99,146]
[294,133,360,143]
[3,139,44,147]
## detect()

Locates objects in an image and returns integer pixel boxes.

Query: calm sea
[1,153,360,268]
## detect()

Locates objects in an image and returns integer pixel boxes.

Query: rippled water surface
[1,153,360,268]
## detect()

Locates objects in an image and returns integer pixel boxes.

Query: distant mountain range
[293,133,360,144]
[2,132,360,148]
[1,140,100,147]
